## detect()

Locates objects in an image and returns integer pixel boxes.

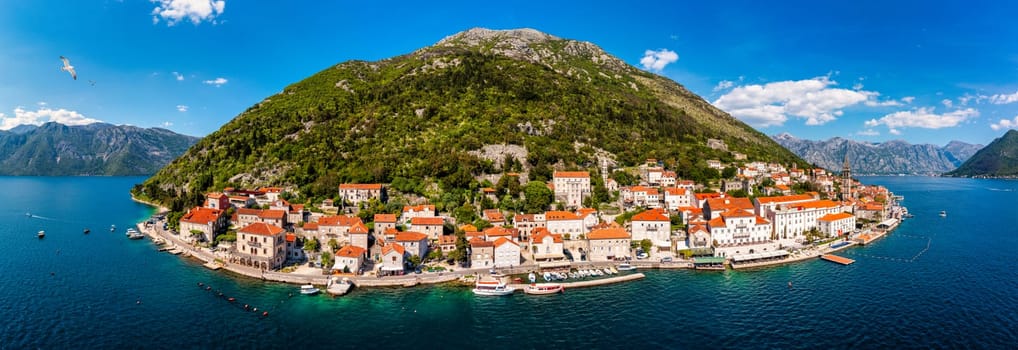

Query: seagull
[59,56,76,80]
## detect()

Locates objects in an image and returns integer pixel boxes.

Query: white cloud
[712,76,891,127]
[0,107,102,130]
[988,90,1018,104]
[990,116,1018,131]
[852,82,864,90]
[865,107,978,132]
[172,71,184,81]
[901,96,915,104]
[639,49,678,72]
[856,129,879,136]
[889,128,902,135]
[941,99,953,108]
[161,121,174,128]
[713,80,734,92]
[202,77,228,87]
[176,105,189,112]
[37,101,47,106]
[151,0,226,26]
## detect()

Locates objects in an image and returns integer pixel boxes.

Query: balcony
[247,241,262,248]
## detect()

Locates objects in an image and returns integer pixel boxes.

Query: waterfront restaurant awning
[731,250,789,263]
[332,262,347,271]
[380,265,404,271]
[533,253,566,261]
[876,218,898,229]
[538,261,571,269]
[692,257,726,265]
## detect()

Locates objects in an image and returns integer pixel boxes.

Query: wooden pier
[820,254,855,265]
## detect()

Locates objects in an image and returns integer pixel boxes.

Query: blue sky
[1,1,1017,146]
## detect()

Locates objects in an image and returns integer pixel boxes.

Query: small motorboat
[300,284,320,295]
[528,272,537,284]
[110,225,116,232]
[83,228,90,234]
[524,283,564,295]
[939,210,947,217]
[37,230,45,238]
[617,263,637,271]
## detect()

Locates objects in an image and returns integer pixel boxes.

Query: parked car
[637,252,649,259]
[660,256,673,262]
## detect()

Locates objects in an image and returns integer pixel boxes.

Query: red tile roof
[302,222,319,231]
[349,222,369,234]
[587,228,630,240]
[438,235,457,245]
[402,204,435,213]
[180,207,223,224]
[339,183,382,190]
[410,217,444,226]
[553,171,590,178]
[374,214,397,223]
[819,212,855,222]
[318,215,362,227]
[632,208,669,222]
[664,187,687,196]
[285,233,296,243]
[395,231,429,242]
[336,245,367,258]
[482,209,505,222]
[382,243,405,256]
[532,230,563,244]
[259,209,286,220]
[494,237,518,248]
[239,222,285,236]
[755,194,816,205]
[470,238,495,248]
[545,211,580,221]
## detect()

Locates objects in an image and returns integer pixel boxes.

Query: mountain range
[772,133,983,175]
[947,129,1018,177]
[0,122,199,176]
[136,27,807,209]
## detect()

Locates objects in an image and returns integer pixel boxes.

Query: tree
[427,248,444,262]
[611,171,636,186]
[320,252,333,270]
[640,239,653,254]
[523,181,553,213]
[726,189,749,198]
[408,255,422,267]
[328,238,340,252]
[304,237,320,252]
[722,166,737,179]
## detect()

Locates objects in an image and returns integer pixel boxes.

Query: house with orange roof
[400,204,436,223]
[586,228,631,261]
[530,228,565,261]
[179,206,227,243]
[512,213,546,241]
[686,224,711,249]
[481,187,498,201]
[753,194,819,217]
[577,208,599,231]
[545,210,585,239]
[765,199,844,241]
[493,237,521,268]
[470,239,495,268]
[663,187,692,211]
[334,245,367,274]
[482,226,518,242]
[299,222,319,237]
[383,227,400,242]
[395,231,429,258]
[646,167,664,185]
[205,192,230,210]
[818,212,856,237]
[235,222,287,270]
[316,215,365,244]
[621,186,661,208]
[707,210,776,258]
[855,202,885,221]
[349,221,370,250]
[482,209,506,226]
[630,208,671,248]
[373,214,398,240]
[438,234,458,253]
[694,192,723,208]
[284,233,306,263]
[409,216,445,240]
[338,183,386,206]
[552,171,591,209]
[704,197,755,219]
[380,243,406,275]
[660,171,677,187]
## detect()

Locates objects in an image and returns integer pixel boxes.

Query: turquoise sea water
[0,176,1016,348]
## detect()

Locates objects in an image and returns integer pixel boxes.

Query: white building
[235,222,287,270]
[179,206,226,243]
[707,210,775,258]
[409,217,445,240]
[530,228,565,261]
[380,243,406,274]
[630,208,671,248]
[553,171,591,208]
[400,204,436,224]
[765,199,843,241]
[663,187,692,211]
[586,228,631,261]
[818,212,856,237]
[334,245,366,274]
[338,183,386,206]
[394,231,429,258]
[544,211,585,239]
[493,238,521,268]
[470,239,495,268]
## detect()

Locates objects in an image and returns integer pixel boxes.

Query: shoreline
[129,193,169,213]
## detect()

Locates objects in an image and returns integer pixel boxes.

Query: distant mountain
[772,133,982,175]
[0,122,200,176]
[946,130,1018,177]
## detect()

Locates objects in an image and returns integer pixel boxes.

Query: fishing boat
[37,230,45,238]
[939,210,947,217]
[83,228,90,234]
[524,283,564,295]
[127,230,145,240]
[617,263,636,271]
[472,279,515,296]
[299,284,320,295]
[110,225,116,232]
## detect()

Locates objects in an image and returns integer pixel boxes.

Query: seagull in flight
[59,56,76,80]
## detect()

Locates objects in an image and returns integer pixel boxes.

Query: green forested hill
[136,28,806,209]
[946,130,1018,177]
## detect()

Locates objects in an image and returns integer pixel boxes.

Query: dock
[203,262,222,270]
[820,254,855,265]
[326,278,353,296]
[509,273,645,291]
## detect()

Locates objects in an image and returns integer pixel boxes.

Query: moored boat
[83,228,90,234]
[37,230,45,238]
[617,263,636,271]
[472,279,515,296]
[524,283,564,295]
[300,284,320,295]
[939,210,947,217]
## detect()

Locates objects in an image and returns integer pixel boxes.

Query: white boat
[37,230,45,238]
[603,268,613,275]
[528,272,537,283]
[542,272,552,281]
[300,284,320,295]
[472,279,515,296]
[617,263,636,271]
[939,210,947,217]
[110,225,116,232]
[524,283,564,295]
